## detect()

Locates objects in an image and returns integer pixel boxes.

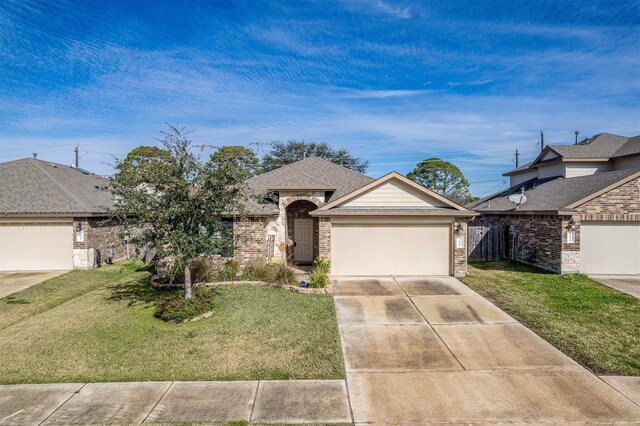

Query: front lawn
[461,261,640,376]
[0,262,344,384]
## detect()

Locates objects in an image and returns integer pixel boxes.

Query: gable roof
[503,133,640,176]
[0,158,115,216]
[312,172,476,216]
[503,161,535,176]
[530,133,638,166]
[246,156,374,202]
[468,168,640,214]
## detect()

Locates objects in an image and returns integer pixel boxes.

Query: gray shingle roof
[503,161,534,175]
[0,158,115,216]
[468,168,640,213]
[246,156,374,203]
[546,133,632,160]
[615,135,640,158]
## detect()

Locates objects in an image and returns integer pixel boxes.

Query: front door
[294,218,313,263]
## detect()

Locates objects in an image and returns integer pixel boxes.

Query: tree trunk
[184,262,192,299]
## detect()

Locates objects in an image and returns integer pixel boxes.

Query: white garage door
[331,223,451,275]
[580,222,640,275]
[0,222,73,271]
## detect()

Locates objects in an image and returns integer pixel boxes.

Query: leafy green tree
[407,157,472,204]
[110,125,247,299]
[210,145,261,179]
[262,140,368,173]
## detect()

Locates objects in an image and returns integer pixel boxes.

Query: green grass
[0,262,344,384]
[461,261,640,376]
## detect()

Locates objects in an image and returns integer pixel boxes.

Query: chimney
[540,130,544,152]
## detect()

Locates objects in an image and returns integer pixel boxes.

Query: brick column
[318,217,331,263]
[453,220,468,277]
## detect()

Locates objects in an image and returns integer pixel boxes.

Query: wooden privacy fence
[468,225,507,261]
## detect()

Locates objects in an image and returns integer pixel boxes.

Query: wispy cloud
[1,0,638,195]
[371,1,413,19]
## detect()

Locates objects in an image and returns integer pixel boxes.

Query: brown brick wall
[73,217,127,260]
[319,217,331,263]
[285,200,319,264]
[470,214,565,273]
[233,217,269,268]
[453,220,468,277]
[575,176,640,221]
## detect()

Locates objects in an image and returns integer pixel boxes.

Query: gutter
[310,210,479,217]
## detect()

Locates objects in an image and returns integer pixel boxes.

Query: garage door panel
[0,223,73,271]
[331,223,450,276]
[580,222,640,275]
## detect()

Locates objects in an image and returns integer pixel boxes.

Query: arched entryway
[285,200,319,265]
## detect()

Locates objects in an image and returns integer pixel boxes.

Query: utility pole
[515,149,520,167]
[540,130,544,152]
[74,145,79,168]
[575,130,579,145]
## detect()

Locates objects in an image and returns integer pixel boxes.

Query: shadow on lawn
[469,260,554,275]
[104,272,167,307]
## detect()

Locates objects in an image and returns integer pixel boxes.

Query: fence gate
[468,225,507,261]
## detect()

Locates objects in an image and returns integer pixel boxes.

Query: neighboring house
[236,157,477,276]
[468,133,640,275]
[0,158,125,271]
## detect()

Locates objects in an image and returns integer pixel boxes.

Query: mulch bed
[150,276,333,294]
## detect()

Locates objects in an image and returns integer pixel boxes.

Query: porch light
[455,222,464,235]
[567,217,575,229]
[76,222,82,233]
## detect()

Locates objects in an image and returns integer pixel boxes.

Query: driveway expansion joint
[333,275,640,424]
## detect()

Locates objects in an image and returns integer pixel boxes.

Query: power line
[477,179,507,197]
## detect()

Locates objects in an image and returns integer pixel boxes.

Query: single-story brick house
[467,133,640,275]
[0,158,125,271]
[236,157,477,276]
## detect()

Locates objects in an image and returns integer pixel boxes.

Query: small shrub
[309,258,331,288]
[218,260,240,281]
[312,257,330,274]
[274,263,296,286]
[242,259,276,282]
[191,257,219,283]
[154,288,216,322]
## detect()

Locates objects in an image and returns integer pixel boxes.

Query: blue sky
[1,0,639,196]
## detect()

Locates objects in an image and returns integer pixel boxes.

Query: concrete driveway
[590,275,640,298]
[0,271,65,299]
[334,276,640,424]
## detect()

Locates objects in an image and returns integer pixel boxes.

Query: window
[210,218,234,257]
[567,230,575,244]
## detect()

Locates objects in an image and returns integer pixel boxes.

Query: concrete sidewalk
[333,275,640,424]
[0,380,351,425]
